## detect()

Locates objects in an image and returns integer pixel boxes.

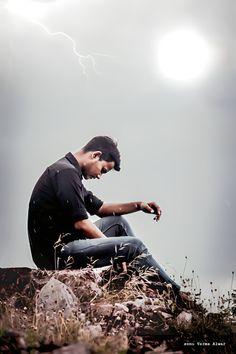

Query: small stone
[91,303,114,317]
[177,311,192,326]
[160,311,173,319]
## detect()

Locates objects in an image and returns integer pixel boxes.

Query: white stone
[36,277,78,319]
[177,311,192,326]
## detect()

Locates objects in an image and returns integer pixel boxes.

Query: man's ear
[91,151,102,160]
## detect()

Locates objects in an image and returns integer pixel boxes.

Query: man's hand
[139,201,162,222]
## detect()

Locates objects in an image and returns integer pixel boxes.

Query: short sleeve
[53,168,89,223]
[84,189,104,215]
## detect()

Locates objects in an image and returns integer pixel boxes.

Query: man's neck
[73,150,88,167]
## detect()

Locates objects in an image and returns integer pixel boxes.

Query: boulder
[36,277,78,319]
[0,267,102,305]
[41,343,91,354]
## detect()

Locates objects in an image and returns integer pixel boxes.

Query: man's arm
[74,219,107,238]
[96,201,162,221]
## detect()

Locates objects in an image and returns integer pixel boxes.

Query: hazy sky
[0,0,235,300]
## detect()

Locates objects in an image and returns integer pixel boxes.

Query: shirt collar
[65,152,83,179]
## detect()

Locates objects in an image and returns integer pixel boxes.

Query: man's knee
[131,237,147,252]
[115,215,128,226]
[113,215,133,236]
[105,215,127,225]
[121,237,147,258]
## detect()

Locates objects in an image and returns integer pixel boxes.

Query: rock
[113,303,129,316]
[160,311,173,319]
[176,311,192,326]
[90,302,114,317]
[0,268,102,305]
[0,329,27,354]
[49,269,102,302]
[36,277,78,319]
[124,298,147,309]
[145,340,168,353]
[41,343,91,354]
[146,352,183,354]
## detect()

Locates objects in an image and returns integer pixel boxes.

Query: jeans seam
[101,223,128,236]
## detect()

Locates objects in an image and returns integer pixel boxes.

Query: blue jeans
[61,216,180,290]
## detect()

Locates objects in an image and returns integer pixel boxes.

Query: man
[28,136,180,291]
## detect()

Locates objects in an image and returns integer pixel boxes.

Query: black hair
[82,136,121,171]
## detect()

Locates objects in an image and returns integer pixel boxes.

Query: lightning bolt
[26,18,99,78]
[4,0,111,78]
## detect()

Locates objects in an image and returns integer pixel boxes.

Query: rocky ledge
[0,267,235,353]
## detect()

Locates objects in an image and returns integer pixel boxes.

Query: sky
[0,0,235,303]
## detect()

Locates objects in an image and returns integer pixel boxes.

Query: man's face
[82,152,115,180]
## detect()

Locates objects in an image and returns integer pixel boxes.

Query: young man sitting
[28,136,180,293]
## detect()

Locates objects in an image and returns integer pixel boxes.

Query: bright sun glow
[6,0,48,19]
[157,29,211,82]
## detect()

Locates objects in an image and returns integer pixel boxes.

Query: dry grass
[0,265,235,353]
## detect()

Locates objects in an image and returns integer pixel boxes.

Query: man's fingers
[153,214,160,222]
[148,202,162,215]
[148,206,155,213]
[140,202,153,213]
[141,202,162,218]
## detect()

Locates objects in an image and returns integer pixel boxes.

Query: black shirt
[28,152,103,269]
